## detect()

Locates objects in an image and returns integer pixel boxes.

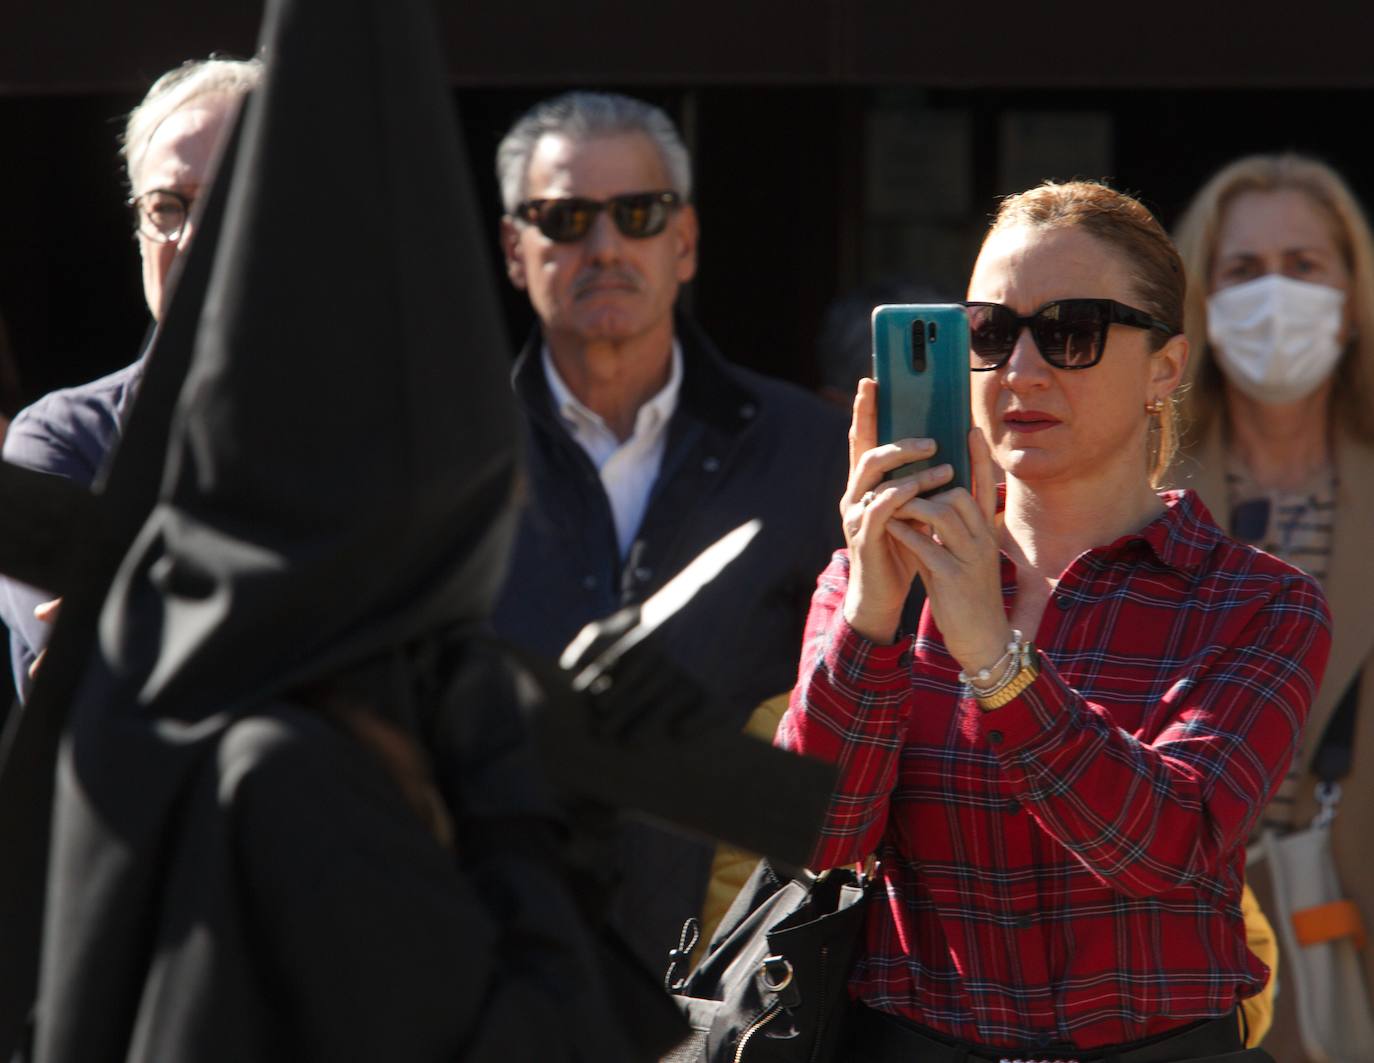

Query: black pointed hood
[103,0,518,717]
[6,1,529,1058]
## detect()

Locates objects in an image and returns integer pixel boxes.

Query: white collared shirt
[542,342,683,559]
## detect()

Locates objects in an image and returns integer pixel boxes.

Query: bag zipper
[734,1001,783,1063]
[808,944,830,1063]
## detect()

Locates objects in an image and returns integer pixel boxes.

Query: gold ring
[860,490,877,508]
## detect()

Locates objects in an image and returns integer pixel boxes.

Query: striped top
[778,490,1331,1051]
[1225,462,1336,583]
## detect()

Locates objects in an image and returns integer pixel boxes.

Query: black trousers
[846,1003,1273,1063]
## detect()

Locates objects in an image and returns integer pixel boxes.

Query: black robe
[17,0,660,1058]
[40,638,640,1062]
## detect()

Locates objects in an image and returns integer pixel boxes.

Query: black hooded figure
[21,0,653,1058]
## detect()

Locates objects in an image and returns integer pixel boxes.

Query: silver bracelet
[959,629,1023,697]
[970,649,1020,698]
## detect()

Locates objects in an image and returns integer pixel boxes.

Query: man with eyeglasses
[492,90,849,972]
[0,57,259,698]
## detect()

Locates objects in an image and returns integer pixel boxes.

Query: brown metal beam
[3,1,1369,95]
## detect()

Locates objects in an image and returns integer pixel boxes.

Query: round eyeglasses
[129,189,194,244]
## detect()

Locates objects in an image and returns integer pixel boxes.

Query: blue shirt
[0,360,143,697]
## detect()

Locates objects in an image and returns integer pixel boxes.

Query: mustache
[572,267,643,298]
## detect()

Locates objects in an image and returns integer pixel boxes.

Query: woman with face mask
[1175,153,1374,1062]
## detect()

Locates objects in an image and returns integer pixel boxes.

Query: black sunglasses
[962,298,1177,370]
[513,191,683,243]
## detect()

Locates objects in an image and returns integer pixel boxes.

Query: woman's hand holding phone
[842,379,1013,679]
[841,378,952,644]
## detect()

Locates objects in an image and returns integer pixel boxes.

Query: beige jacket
[1176,424,1374,1056]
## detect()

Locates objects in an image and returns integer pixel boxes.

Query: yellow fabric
[1241,880,1278,1048]
[693,692,792,965]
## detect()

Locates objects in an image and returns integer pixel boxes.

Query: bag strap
[1312,670,1362,786]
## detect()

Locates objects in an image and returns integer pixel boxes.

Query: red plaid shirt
[777,490,1330,1051]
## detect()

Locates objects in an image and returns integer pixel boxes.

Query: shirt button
[1007,799,1022,813]
[987,730,1004,746]
[581,575,598,591]
[738,402,757,420]
[897,649,913,668]
[1055,595,1071,610]
[633,566,652,583]
[702,456,721,473]
[1015,914,1034,929]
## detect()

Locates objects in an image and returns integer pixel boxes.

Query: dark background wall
[2,1,1371,404]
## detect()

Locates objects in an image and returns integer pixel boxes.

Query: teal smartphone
[872,303,972,492]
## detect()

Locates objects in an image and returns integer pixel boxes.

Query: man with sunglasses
[0,57,259,700]
[491,91,849,973]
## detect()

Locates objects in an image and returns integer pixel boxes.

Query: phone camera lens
[910,318,927,373]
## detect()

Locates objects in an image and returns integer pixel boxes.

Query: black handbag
[663,858,870,1063]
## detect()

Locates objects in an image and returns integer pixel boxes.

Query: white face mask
[1206,274,1347,406]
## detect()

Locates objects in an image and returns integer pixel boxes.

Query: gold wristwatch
[977,643,1039,710]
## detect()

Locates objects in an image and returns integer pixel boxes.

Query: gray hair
[122,56,263,191]
[496,91,692,214]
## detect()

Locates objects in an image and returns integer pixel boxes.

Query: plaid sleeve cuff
[823,613,911,687]
[962,649,1083,759]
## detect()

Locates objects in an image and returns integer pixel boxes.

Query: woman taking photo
[779,180,1330,1060]
[1174,153,1374,1062]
